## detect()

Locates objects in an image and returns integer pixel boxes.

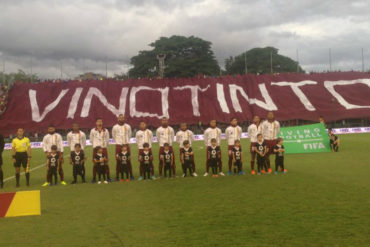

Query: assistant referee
[11,128,32,187]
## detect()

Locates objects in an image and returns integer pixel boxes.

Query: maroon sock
[59,168,64,181]
[228,156,233,172]
[129,162,133,177]
[93,165,97,180]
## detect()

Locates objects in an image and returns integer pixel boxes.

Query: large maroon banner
[1,72,370,134]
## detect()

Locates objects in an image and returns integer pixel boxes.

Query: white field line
[284,138,324,143]
[4,163,46,182]
[3,155,69,182]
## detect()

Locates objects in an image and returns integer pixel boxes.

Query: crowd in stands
[0,84,9,115]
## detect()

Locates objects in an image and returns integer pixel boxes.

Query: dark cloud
[0,0,369,78]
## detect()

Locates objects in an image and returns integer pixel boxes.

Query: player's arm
[170,128,175,142]
[217,149,221,159]
[176,132,180,145]
[171,153,174,165]
[69,155,73,165]
[180,151,184,164]
[81,133,87,149]
[67,133,72,148]
[232,151,236,162]
[127,126,132,143]
[276,122,281,137]
[42,136,49,156]
[58,135,64,161]
[335,137,340,146]
[190,131,195,143]
[217,129,221,145]
[89,130,94,147]
[105,130,110,148]
[204,130,208,146]
[264,147,269,156]
[11,140,16,163]
[26,139,32,161]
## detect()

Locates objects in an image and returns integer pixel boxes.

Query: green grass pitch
[0,134,370,247]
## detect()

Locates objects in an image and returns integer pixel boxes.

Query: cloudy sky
[0,0,369,78]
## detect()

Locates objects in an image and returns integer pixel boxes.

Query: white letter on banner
[80,87,128,117]
[29,89,69,122]
[324,79,370,109]
[217,83,230,113]
[271,80,317,111]
[229,83,277,111]
[67,87,83,119]
[129,86,169,118]
[173,85,210,116]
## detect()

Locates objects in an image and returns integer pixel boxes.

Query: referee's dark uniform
[12,136,31,187]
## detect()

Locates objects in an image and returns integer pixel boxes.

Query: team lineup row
[2,112,283,188]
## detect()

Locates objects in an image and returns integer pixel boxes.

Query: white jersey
[176,129,195,148]
[247,123,261,143]
[204,127,222,146]
[156,126,175,147]
[112,123,132,145]
[42,133,64,153]
[89,128,110,148]
[66,130,87,151]
[260,120,280,140]
[225,125,242,146]
[135,129,153,149]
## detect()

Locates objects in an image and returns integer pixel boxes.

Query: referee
[11,128,32,187]
[0,133,4,188]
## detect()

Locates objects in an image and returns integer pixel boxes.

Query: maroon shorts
[92,147,108,162]
[159,146,174,155]
[265,140,277,155]
[115,144,131,155]
[138,148,152,155]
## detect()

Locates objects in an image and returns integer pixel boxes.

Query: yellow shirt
[12,137,31,152]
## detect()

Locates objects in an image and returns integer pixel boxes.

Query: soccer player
[156,117,175,178]
[135,122,154,180]
[232,140,243,175]
[94,146,108,184]
[0,133,4,188]
[69,143,86,184]
[90,118,111,183]
[330,133,340,152]
[112,114,133,180]
[139,143,153,180]
[204,120,224,176]
[255,134,268,175]
[42,125,66,186]
[160,143,174,178]
[47,145,60,185]
[248,116,261,175]
[66,123,87,152]
[208,138,221,178]
[116,144,131,182]
[273,138,286,174]
[180,140,194,177]
[11,128,31,187]
[260,112,280,174]
[176,123,197,177]
[225,117,243,175]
